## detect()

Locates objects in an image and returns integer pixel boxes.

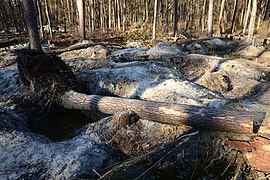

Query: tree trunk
[60,90,258,134]
[173,0,178,36]
[230,0,239,34]
[54,0,59,30]
[91,0,95,32]
[247,0,257,44]
[36,0,44,40]
[165,0,168,35]
[22,0,42,51]
[8,0,18,31]
[109,0,112,29]
[44,0,53,39]
[243,0,252,34]
[66,0,71,27]
[218,0,226,34]
[122,0,126,33]
[264,0,270,20]
[152,0,158,40]
[201,0,206,33]
[77,0,86,40]
[207,0,214,37]
[117,0,121,31]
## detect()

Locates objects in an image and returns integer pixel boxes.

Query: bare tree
[230,0,239,33]
[200,0,207,33]
[23,0,42,51]
[122,0,126,33]
[36,0,44,39]
[208,0,214,37]
[44,0,53,39]
[173,0,178,36]
[152,0,158,40]
[90,0,95,32]
[243,0,252,34]
[218,0,226,34]
[247,0,257,44]
[77,0,86,40]
[165,0,168,35]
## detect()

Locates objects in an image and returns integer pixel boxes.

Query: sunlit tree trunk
[91,0,95,32]
[152,0,158,40]
[122,0,126,33]
[218,0,226,34]
[77,0,85,40]
[247,0,257,44]
[208,0,214,37]
[66,0,71,27]
[22,0,42,51]
[243,0,251,34]
[117,0,121,31]
[108,0,112,29]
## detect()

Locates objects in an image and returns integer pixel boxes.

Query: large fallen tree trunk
[61,90,258,134]
[16,49,268,135]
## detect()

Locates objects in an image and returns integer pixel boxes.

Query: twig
[92,169,102,178]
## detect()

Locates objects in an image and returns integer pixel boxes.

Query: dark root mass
[16,49,81,103]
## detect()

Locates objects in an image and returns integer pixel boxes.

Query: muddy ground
[0,37,270,179]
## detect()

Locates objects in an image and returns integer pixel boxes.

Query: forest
[1,0,270,41]
[0,0,270,179]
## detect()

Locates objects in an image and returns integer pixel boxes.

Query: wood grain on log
[61,90,258,134]
[226,137,270,173]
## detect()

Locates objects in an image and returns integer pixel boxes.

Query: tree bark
[243,0,252,34]
[200,0,206,33]
[22,0,42,51]
[77,0,86,40]
[207,0,214,37]
[122,0,126,33]
[36,0,44,40]
[60,90,259,134]
[264,0,270,20]
[230,0,238,34]
[173,0,178,36]
[165,0,168,35]
[247,0,257,44]
[152,0,158,40]
[117,0,121,31]
[90,0,95,32]
[218,0,226,34]
[44,0,53,39]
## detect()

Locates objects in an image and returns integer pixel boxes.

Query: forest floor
[0,31,270,179]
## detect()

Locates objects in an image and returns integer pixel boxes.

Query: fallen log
[61,90,257,134]
[16,49,267,134]
[0,38,19,49]
[52,40,95,54]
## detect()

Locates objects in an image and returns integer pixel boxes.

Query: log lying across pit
[61,90,259,134]
[15,49,268,134]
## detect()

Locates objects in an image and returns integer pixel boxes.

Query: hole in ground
[30,107,106,142]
